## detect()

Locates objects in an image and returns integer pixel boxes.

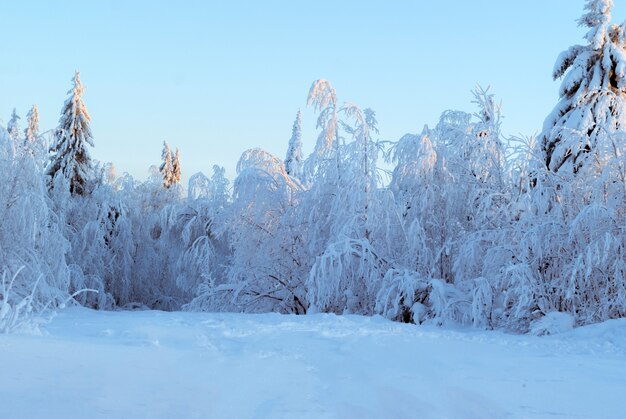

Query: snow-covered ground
[0,308,624,419]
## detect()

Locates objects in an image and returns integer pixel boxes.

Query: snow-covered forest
[0,0,624,335]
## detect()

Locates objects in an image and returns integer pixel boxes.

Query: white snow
[530,311,575,336]
[1,308,625,419]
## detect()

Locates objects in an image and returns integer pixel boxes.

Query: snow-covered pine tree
[285,110,303,179]
[7,108,21,142]
[475,2,626,331]
[540,0,626,174]
[24,104,39,145]
[172,148,182,185]
[23,104,44,164]
[160,141,174,188]
[47,71,95,196]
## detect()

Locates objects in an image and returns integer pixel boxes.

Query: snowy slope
[0,308,624,419]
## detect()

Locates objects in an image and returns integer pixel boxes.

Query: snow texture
[1,308,624,419]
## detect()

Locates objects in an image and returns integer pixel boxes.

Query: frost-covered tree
[540,0,626,174]
[126,172,185,309]
[172,148,182,185]
[285,110,303,179]
[308,80,339,155]
[7,108,21,142]
[304,88,392,315]
[47,71,94,196]
[305,79,341,182]
[209,165,230,206]
[300,80,346,260]
[178,167,232,310]
[506,0,626,330]
[338,103,379,238]
[160,141,175,188]
[0,125,72,329]
[24,105,39,145]
[375,124,467,324]
[214,148,305,313]
[374,87,512,327]
[64,183,134,309]
[23,104,45,165]
[188,171,211,200]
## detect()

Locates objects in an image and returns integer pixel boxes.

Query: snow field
[1,308,624,419]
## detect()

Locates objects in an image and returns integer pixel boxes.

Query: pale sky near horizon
[1,0,625,183]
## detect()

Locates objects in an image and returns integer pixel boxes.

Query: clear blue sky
[1,0,625,182]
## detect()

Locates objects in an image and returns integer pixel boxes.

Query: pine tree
[172,148,182,185]
[7,108,21,142]
[24,104,39,144]
[284,110,303,179]
[47,71,95,195]
[540,0,626,174]
[160,141,174,188]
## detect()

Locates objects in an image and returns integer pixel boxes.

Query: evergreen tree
[513,0,626,329]
[172,148,182,185]
[539,0,626,174]
[160,141,174,188]
[7,108,21,142]
[47,71,94,196]
[24,104,39,144]
[284,110,303,179]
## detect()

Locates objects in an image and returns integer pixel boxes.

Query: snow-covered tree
[7,108,21,142]
[305,79,341,182]
[504,0,626,330]
[22,103,45,164]
[187,166,230,204]
[172,148,182,185]
[160,141,175,188]
[285,110,303,179]
[304,87,392,315]
[126,173,186,309]
[374,86,512,327]
[47,71,94,196]
[210,165,230,206]
[64,183,134,309]
[308,80,339,155]
[24,104,39,145]
[178,167,232,309]
[540,0,626,174]
[0,124,72,326]
[207,148,305,313]
[188,172,210,200]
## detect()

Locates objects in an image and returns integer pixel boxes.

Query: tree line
[0,0,623,333]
